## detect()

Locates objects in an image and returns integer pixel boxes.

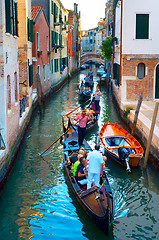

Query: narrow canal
[0,66,159,240]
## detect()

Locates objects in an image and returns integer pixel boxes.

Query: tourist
[87,144,103,189]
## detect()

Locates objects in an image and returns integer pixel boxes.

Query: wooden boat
[73,102,101,132]
[99,122,144,173]
[78,84,92,100]
[61,119,114,234]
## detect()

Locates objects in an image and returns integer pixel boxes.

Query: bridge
[80,53,105,65]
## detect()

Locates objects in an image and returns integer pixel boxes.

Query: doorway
[155,64,159,98]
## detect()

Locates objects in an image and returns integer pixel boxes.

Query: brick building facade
[113,0,159,105]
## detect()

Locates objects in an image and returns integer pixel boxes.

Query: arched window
[137,63,145,79]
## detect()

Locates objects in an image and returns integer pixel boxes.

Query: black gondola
[61,119,114,234]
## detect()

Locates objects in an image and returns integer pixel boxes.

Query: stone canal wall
[0,72,74,189]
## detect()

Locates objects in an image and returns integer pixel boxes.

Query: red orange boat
[99,122,144,172]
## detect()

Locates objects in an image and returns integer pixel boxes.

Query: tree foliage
[100,36,116,61]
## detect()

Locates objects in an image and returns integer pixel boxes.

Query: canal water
[0,66,159,240]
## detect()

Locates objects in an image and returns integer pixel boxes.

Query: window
[51,59,53,73]
[5,0,18,36]
[137,63,145,79]
[51,0,54,14]
[14,72,18,102]
[48,64,50,79]
[54,59,59,72]
[43,65,46,81]
[47,35,49,51]
[29,64,33,87]
[136,14,149,39]
[37,65,40,76]
[28,18,34,42]
[37,32,40,51]
[7,75,11,109]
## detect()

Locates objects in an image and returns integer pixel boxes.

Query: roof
[31,6,43,22]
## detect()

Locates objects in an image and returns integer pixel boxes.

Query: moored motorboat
[99,122,144,173]
[61,119,114,234]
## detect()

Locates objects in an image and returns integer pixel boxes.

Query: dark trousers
[78,126,86,147]
[95,100,100,111]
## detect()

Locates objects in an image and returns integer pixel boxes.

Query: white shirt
[87,149,103,174]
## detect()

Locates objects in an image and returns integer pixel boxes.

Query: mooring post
[143,102,159,168]
[131,92,143,135]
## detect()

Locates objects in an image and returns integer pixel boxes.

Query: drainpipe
[120,0,123,86]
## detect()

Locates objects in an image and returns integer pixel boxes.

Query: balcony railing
[19,94,27,117]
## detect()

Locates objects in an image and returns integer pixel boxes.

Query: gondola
[99,122,144,173]
[74,100,101,132]
[61,119,114,234]
[78,85,92,100]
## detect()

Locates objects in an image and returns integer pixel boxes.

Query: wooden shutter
[54,3,56,23]
[15,2,18,36]
[51,30,55,48]
[136,14,149,39]
[5,0,11,33]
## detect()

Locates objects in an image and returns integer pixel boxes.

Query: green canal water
[0,66,159,240]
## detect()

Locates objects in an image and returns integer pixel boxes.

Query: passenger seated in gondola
[84,87,91,95]
[72,150,84,176]
[75,156,88,190]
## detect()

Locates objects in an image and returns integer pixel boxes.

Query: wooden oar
[40,115,86,156]
[65,99,90,117]
[40,128,71,156]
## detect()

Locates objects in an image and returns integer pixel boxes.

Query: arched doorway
[155,64,159,98]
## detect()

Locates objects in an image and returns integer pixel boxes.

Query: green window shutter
[51,30,53,48]
[10,0,13,34]
[136,14,149,39]
[51,1,53,14]
[15,2,18,36]
[59,34,62,46]
[51,31,56,48]
[60,9,62,23]
[60,58,62,71]
[5,0,11,33]
[29,64,33,87]
[54,3,56,23]
[55,32,58,45]
[28,19,34,42]
[13,1,16,35]
[30,20,34,42]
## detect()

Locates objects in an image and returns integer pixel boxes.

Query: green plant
[100,36,117,60]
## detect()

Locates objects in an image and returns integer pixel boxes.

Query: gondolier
[74,110,90,147]
[94,87,102,112]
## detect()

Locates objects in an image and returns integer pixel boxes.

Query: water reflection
[0,65,159,240]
